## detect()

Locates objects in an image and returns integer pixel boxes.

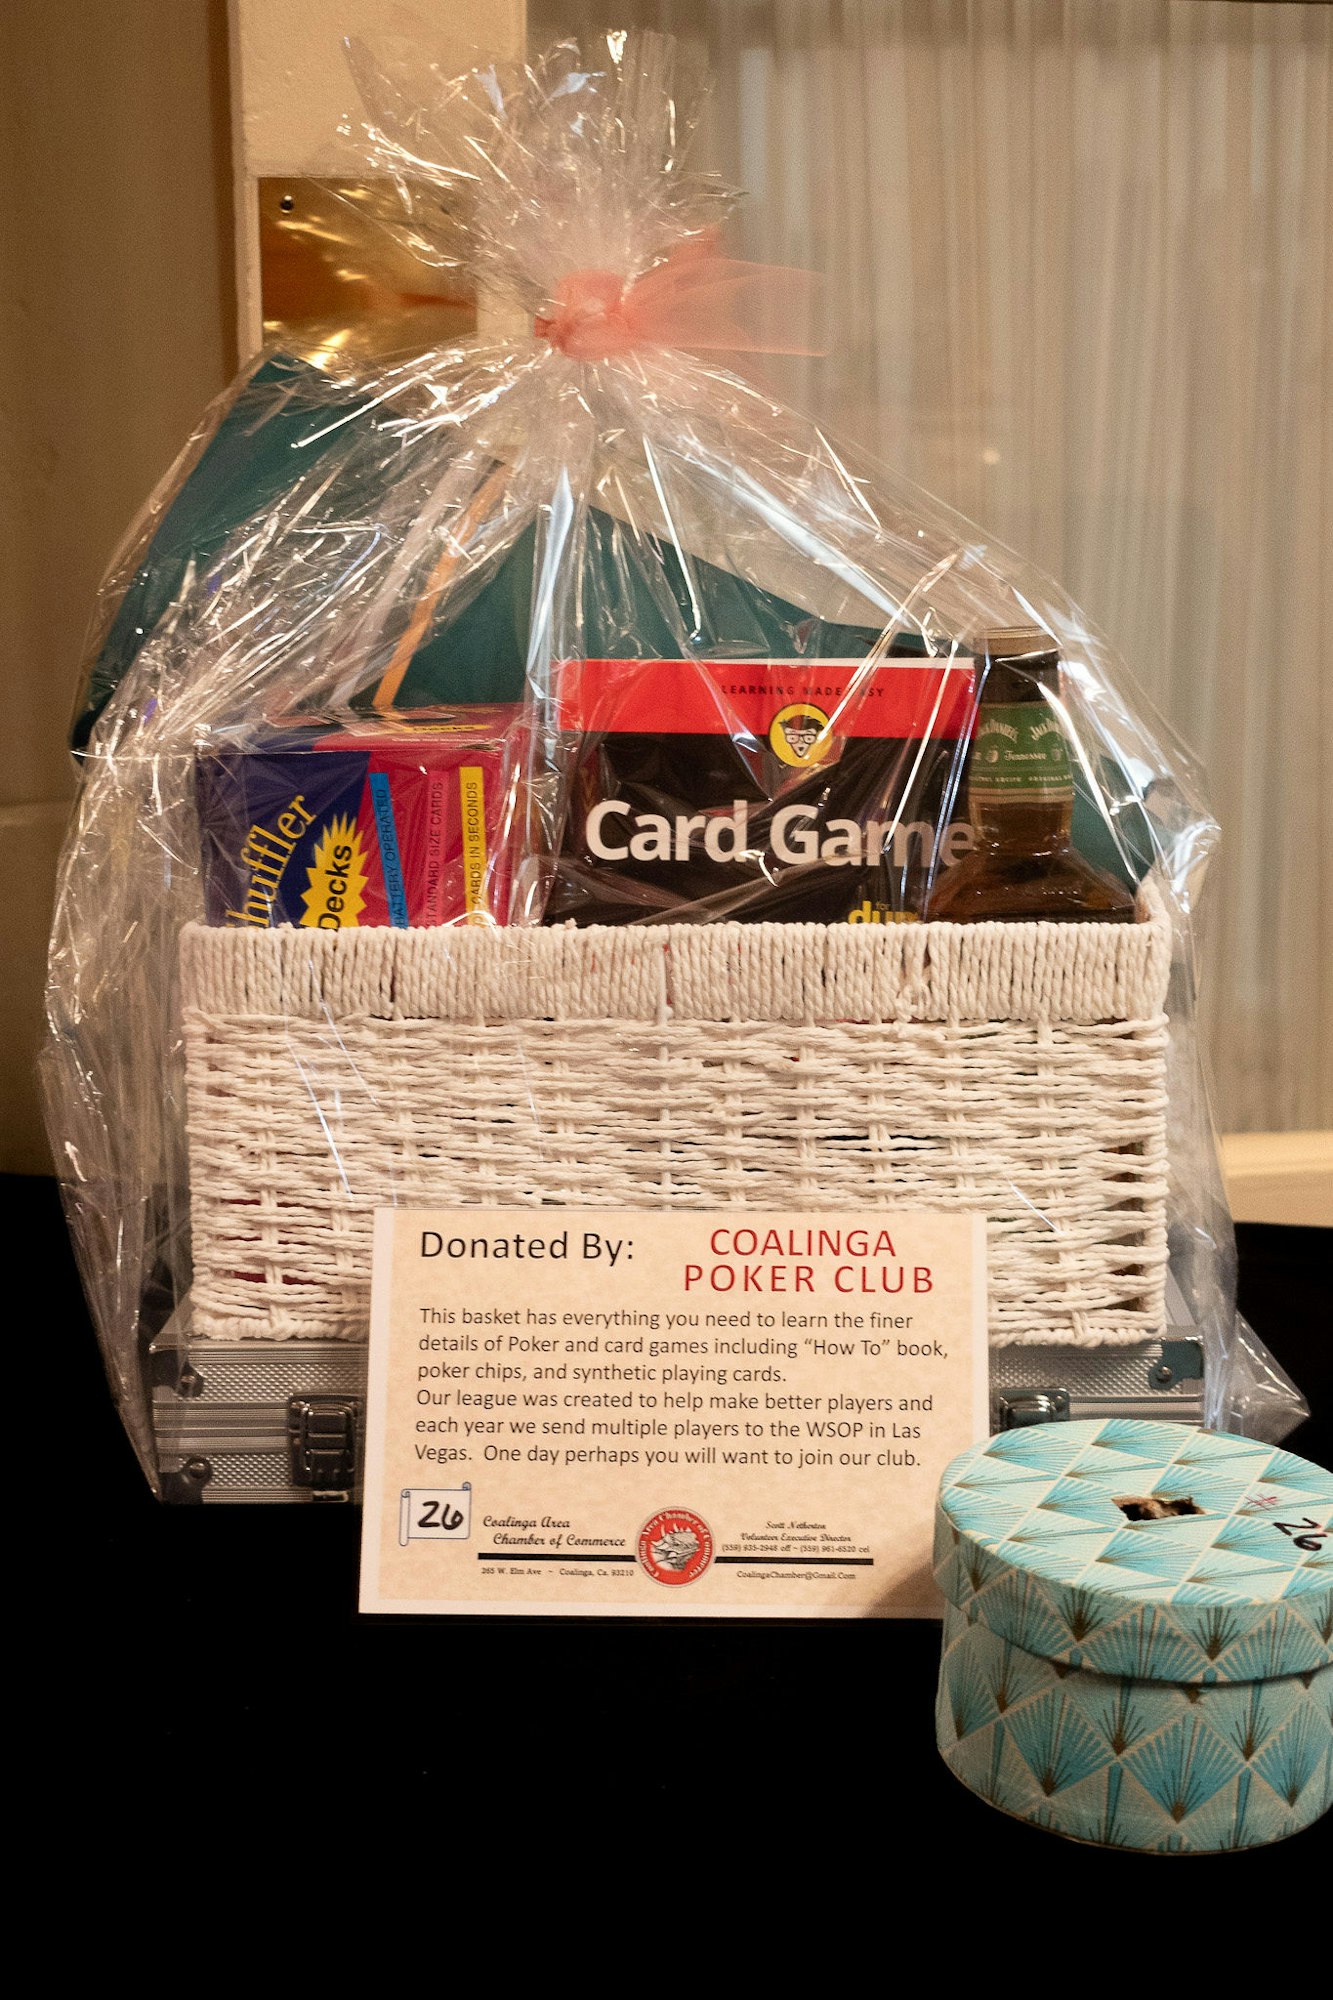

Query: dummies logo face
[301,815,370,928]
[769,701,833,769]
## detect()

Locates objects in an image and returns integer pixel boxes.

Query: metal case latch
[1149,1340,1204,1389]
[288,1396,358,1500]
[997,1388,1071,1429]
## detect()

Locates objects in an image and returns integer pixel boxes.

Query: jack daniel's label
[549,658,977,926]
[968,701,1074,804]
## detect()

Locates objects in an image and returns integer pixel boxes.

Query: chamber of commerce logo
[769,701,832,768]
[636,1507,715,1587]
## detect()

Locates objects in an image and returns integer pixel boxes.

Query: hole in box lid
[1115,1494,1202,1521]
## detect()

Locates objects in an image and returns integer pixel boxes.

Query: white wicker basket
[180,892,1172,1350]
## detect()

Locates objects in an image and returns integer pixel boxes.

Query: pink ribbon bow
[535,233,824,360]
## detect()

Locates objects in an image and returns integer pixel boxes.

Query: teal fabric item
[934,1419,1333,1851]
[378,511,891,709]
[75,350,1144,890]
[387,524,532,709]
[1072,770,1152,890]
[77,364,887,739]
[76,355,374,750]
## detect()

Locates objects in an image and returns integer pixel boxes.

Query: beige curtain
[536,0,1332,1134]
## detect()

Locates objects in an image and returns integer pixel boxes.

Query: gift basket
[44,31,1305,1501]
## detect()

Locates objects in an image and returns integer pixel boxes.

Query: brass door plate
[258,177,476,365]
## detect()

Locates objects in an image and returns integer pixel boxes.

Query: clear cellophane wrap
[44,31,1305,1492]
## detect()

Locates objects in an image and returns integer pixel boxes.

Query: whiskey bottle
[925,628,1138,924]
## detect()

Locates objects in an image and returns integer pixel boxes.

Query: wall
[0,0,235,1171]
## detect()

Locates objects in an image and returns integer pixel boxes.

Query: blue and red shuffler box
[195,710,522,929]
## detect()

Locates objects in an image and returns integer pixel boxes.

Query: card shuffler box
[194,709,522,931]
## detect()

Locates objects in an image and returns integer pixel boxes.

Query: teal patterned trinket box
[934,1420,1332,1852]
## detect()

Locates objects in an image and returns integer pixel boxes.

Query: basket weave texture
[180,897,1172,1348]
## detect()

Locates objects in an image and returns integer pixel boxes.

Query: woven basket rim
[180,878,1172,1027]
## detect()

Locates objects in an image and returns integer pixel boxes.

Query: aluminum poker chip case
[934,1420,1333,1852]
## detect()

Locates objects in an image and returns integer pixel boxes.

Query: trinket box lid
[934,1420,1332,1683]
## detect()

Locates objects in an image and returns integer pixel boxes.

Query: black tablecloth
[26,1172,1329,1872]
